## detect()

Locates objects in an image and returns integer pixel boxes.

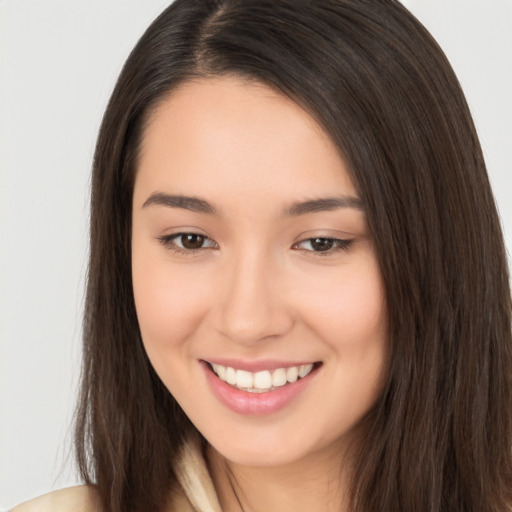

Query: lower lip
[201,362,318,415]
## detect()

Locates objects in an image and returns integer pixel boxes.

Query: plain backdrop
[1,0,511,509]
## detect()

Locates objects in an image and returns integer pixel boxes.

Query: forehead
[135,76,356,206]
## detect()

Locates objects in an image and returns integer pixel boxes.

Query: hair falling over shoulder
[74,1,512,511]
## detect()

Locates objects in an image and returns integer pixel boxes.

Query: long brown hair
[75,1,512,511]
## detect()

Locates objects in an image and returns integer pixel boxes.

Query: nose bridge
[216,244,291,344]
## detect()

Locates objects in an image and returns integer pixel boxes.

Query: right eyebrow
[284,196,364,216]
[142,192,219,215]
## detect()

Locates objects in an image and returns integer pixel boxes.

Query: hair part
[76,1,512,511]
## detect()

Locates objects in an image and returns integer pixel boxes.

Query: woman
[13,0,512,511]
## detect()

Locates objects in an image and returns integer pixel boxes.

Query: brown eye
[157,232,218,252]
[181,234,207,249]
[310,238,335,252]
[293,237,353,254]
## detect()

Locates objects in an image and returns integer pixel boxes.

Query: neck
[206,442,353,512]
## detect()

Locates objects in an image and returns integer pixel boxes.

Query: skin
[132,76,387,512]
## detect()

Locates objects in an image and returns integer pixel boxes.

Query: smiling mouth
[206,362,321,393]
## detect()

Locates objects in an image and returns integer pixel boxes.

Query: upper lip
[202,358,319,372]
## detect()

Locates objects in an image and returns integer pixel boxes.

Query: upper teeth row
[211,363,314,392]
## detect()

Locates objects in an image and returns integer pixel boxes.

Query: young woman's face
[132,77,386,468]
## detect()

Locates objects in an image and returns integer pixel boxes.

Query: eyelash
[157,233,353,256]
[292,237,353,254]
[157,233,218,255]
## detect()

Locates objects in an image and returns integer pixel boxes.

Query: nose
[214,247,294,345]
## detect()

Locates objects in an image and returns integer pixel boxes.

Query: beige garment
[174,436,223,512]
[10,436,222,512]
[9,486,98,512]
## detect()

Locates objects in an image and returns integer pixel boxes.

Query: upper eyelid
[160,232,215,243]
[157,231,353,250]
[292,233,352,245]
[292,236,353,253]
[158,229,211,240]
[294,236,351,244]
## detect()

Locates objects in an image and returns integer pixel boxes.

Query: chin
[204,422,347,470]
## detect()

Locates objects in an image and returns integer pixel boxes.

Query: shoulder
[10,436,217,512]
[10,485,99,512]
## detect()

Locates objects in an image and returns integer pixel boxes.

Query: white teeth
[254,370,272,389]
[210,362,316,391]
[236,369,253,388]
[272,368,287,387]
[299,364,313,378]
[226,366,236,385]
[216,364,226,380]
[286,366,298,383]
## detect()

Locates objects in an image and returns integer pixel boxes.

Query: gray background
[1,0,511,508]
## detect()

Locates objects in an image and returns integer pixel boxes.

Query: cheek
[131,245,212,364]
[296,259,386,349]
[303,263,386,432]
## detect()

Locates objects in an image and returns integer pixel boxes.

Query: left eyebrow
[142,192,219,215]
[284,196,364,216]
